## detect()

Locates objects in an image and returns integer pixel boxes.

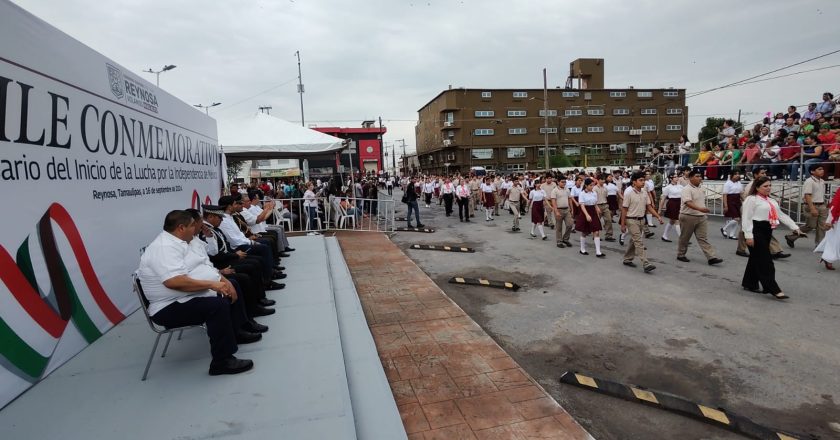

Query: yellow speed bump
[410,244,475,253]
[559,371,806,440]
[395,227,435,233]
[448,277,520,291]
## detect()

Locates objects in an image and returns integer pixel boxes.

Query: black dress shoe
[235,330,262,344]
[661,237,672,242]
[605,238,616,242]
[643,264,656,273]
[274,266,286,271]
[250,306,276,317]
[273,272,287,279]
[279,252,291,258]
[676,256,690,262]
[563,241,573,247]
[259,298,276,306]
[785,235,795,248]
[284,247,295,252]
[619,238,625,246]
[736,250,749,257]
[417,223,426,228]
[267,282,285,290]
[209,356,254,376]
[623,261,637,267]
[772,252,791,259]
[596,253,606,258]
[245,320,269,333]
[579,250,589,255]
[707,258,723,266]
[645,232,655,238]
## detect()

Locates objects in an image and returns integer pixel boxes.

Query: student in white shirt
[527,183,548,240]
[741,176,803,299]
[137,210,255,376]
[721,171,744,239]
[480,177,496,221]
[658,174,684,242]
[575,178,605,257]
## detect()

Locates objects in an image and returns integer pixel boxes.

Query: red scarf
[758,194,779,228]
[830,188,840,225]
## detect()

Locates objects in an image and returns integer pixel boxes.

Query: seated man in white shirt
[243,191,293,254]
[137,210,259,376]
[218,195,277,285]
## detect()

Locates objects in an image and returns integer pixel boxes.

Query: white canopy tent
[218,113,346,160]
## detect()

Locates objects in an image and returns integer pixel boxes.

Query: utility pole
[393,138,405,176]
[379,116,385,174]
[295,50,305,127]
[400,139,407,176]
[543,68,550,173]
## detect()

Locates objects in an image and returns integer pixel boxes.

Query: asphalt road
[384,189,840,440]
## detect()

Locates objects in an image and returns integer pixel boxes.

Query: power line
[213,76,298,113]
[686,49,840,99]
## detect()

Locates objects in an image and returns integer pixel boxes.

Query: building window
[445,112,454,123]
[562,91,579,98]
[640,125,657,132]
[513,91,528,98]
[613,108,630,116]
[447,130,455,138]
[507,163,526,171]
[587,108,605,116]
[564,109,582,116]
[666,124,682,131]
[481,91,492,98]
[539,127,558,134]
[537,147,557,157]
[587,126,604,133]
[564,146,581,156]
[666,108,683,115]
[539,109,558,117]
[664,90,679,97]
[637,91,653,98]
[636,146,650,154]
[507,110,527,117]
[565,127,582,134]
[640,108,657,115]
[609,91,627,98]
[613,125,630,132]
[474,128,494,136]
[508,128,527,135]
[507,147,526,159]
[475,110,495,117]
[588,145,604,154]
[471,148,493,160]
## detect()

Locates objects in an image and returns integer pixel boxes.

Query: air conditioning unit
[443,140,452,147]
[629,129,642,136]
[584,92,592,101]
[444,121,454,127]
[609,144,618,152]
[446,153,456,161]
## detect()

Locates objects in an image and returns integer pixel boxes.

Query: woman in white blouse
[741,176,804,299]
[658,174,683,242]
[527,183,548,240]
[574,178,605,257]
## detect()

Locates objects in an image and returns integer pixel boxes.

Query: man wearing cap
[785,164,825,247]
[218,195,277,285]
[677,170,723,266]
[137,210,258,376]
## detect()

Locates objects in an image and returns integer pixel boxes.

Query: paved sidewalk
[337,232,593,440]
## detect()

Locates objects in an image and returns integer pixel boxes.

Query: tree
[697,117,725,146]
[536,151,574,169]
[226,159,245,183]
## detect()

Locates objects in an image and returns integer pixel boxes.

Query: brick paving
[337,232,592,440]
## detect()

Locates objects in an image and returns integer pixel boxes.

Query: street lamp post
[194,102,221,115]
[543,68,549,173]
[142,64,176,87]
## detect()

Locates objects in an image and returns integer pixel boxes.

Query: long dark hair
[749,176,772,196]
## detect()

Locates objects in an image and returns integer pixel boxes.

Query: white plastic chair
[337,204,356,229]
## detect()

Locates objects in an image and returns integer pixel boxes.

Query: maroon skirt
[724,194,742,218]
[575,205,602,234]
[531,200,545,224]
[500,188,508,197]
[483,192,495,208]
[665,198,681,220]
[434,187,441,197]
[607,194,619,212]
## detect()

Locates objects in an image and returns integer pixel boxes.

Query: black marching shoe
[209,356,254,376]
[605,237,616,242]
[244,320,269,333]
[284,247,295,252]
[417,223,426,228]
[596,253,606,258]
[623,260,637,268]
[274,265,286,271]
[707,258,723,266]
[273,272,287,280]
[235,330,262,344]
[676,256,690,262]
[250,306,276,317]
[772,252,791,259]
[279,252,291,258]
[736,250,749,257]
[645,232,655,239]
[579,250,589,255]
[267,282,285,290]
[259,298,276,306]
[661,237,672,243]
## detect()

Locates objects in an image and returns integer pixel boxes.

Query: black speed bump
[448,277,520,291]
[394,227,435,233]
[411,244,475,253]
[559,371,805,440]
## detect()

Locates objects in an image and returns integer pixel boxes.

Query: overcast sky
[12,0,840,158]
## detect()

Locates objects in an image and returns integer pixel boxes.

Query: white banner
[0,1,220,409]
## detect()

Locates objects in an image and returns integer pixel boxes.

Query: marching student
[576,178,605,257]
[456,178,472,222]
[469,175,481,218]
[594,176,614,242]
[480,177,496,221]
[814,187,840,270]
[785,164,827,248]
[721,170,744,239]
[659,173,683,242]
[507,179,524,231]
[605,174,620,219]
[441,177,455,216]
[528,182,548,240]
[541,175,557,229]
[677,170,723,265]
[735,167,788,258]
[621,171,663,272]
[422,177,435,208]
[551,179,573,247]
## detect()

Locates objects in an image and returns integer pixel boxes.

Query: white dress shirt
[741,195,798,239]
[605,182,619,196]
[578,190,598,206]
[662,183,684,199]
[529,189,546,202]
[245,205,267,234]
[219,213,251,248]
[137,231,217,316]
[723,179,743,195]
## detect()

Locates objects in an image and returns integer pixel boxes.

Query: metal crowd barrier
[262,196,395,233]
[698,180,839,224]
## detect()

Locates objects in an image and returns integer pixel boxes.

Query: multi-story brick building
[415,58,688,175]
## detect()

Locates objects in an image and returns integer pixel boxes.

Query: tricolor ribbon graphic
[0,203,125,381]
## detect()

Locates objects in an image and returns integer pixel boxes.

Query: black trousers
[152,295,245,361]
[742,221,781,294]
[424,192,432,205]
[237,243,273,281]
[443,193,454,215]
[457,197,469,219]
[225,273,262,316]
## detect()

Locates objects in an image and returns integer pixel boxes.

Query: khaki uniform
[541,181,558,226]
[493,178,503,215]
[678,184,717,260]
[594,184,613,239]
[622,187,652,266]
[551,186,573,244]
[507,186,523,229]
[468,179,480,217]
[787,176,827,245]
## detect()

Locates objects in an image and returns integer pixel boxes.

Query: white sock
[646,214,653,225]
[594,237,602,254]
[486,211,491,220]
[675,224,681,236]
[580,236,587,252]
[722,219,735,235]
[537,224,545,237]
[662,223,671,239]
[620,232,627,242]
[531,224,536,235]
